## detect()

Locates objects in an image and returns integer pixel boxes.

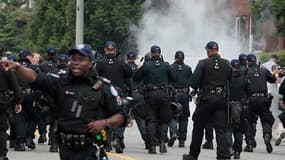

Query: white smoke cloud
[131,0,244,66]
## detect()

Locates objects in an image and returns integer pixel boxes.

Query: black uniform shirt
[96,54,132,89]
[190,54,231,91]
[246,63,276,94]
[134,57,175,86]
[171,61,192,88]
[30,71,124,134]
[229,70,251,101]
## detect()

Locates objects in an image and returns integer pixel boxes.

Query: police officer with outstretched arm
[183,41,232,160]
[0,44,126,160]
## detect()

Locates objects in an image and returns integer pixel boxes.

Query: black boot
[167,135,177,147]
[202,141,213,149]
[38,135,47,144]
[182,153,197,160]
[9,140,16,148]
[264,134,273,153]
[148,146,156,154]
[49,144,58,152]
[244,144,253,152]
[26,139,36,149]
[179,140,185,147]
[113,138,123,153]
[233,151,240,159]
[14,143,25,151]
[159,143,167,153]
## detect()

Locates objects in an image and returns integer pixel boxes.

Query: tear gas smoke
[131,0,243,66]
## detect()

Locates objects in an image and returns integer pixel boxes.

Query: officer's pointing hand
[0,60,18,71]
[87,120,106,135]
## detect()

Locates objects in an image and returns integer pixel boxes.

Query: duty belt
[0,90,9,96]
[251,93,266,97]
[174,88,189,93]
[22,88,33,94]
[207,87,224,96]
[132,89,139,92]
[59,132,95,151]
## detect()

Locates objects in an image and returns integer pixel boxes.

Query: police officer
[57,54,69,72]
[168,51,192,148]
[0,49,22,160]
[238,54,248,76]
[96,41,132,153]
[37,47,60,151]
[39,47,59,74]
[134,45,175,154]
[1,44,126,160]
[125,51,147,146]
[183,41,232,160]
[228,59,251,159]
[244,54,276,153]
[14,48,38,151]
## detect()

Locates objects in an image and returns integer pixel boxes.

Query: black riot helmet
[238,53,248,66]
[150,45,161,54]
[230,59,240,69]
[247,54,257,63]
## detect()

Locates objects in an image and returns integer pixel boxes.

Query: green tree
[24,0,76,53]
[84,0,145,53]
[0,0,31,51]
[251,0,285,36]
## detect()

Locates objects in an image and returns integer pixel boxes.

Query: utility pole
[75,0,84,45]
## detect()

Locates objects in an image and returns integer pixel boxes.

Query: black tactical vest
[171,62,191,88]
[40,61,59,74]
[199,57,231,91]
[246,65,268,93]
[56,76,105,134]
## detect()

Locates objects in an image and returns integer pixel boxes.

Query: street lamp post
[75,0,84,45]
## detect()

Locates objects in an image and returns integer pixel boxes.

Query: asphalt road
[7,105,285,160]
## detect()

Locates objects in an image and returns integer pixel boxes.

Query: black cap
[231,59,240,69]
[68,44,94,61]
[19,48,31,56]
[150,45,161,53]
[105,41,116,50]
[175,51,184,59]
[127,51,136,59]
[247,54,256,62]
[58,54,69,63]
[238,53,247,61]
[205,41,219,49]
[47,47,57,55]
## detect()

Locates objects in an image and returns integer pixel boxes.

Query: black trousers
[189,94,228,159]
[59,144,98,160]
[204,123,214,142]
[0,108,8,156]
[145,89,171,146]
[169,92,190,142]
[246,96,274,144]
